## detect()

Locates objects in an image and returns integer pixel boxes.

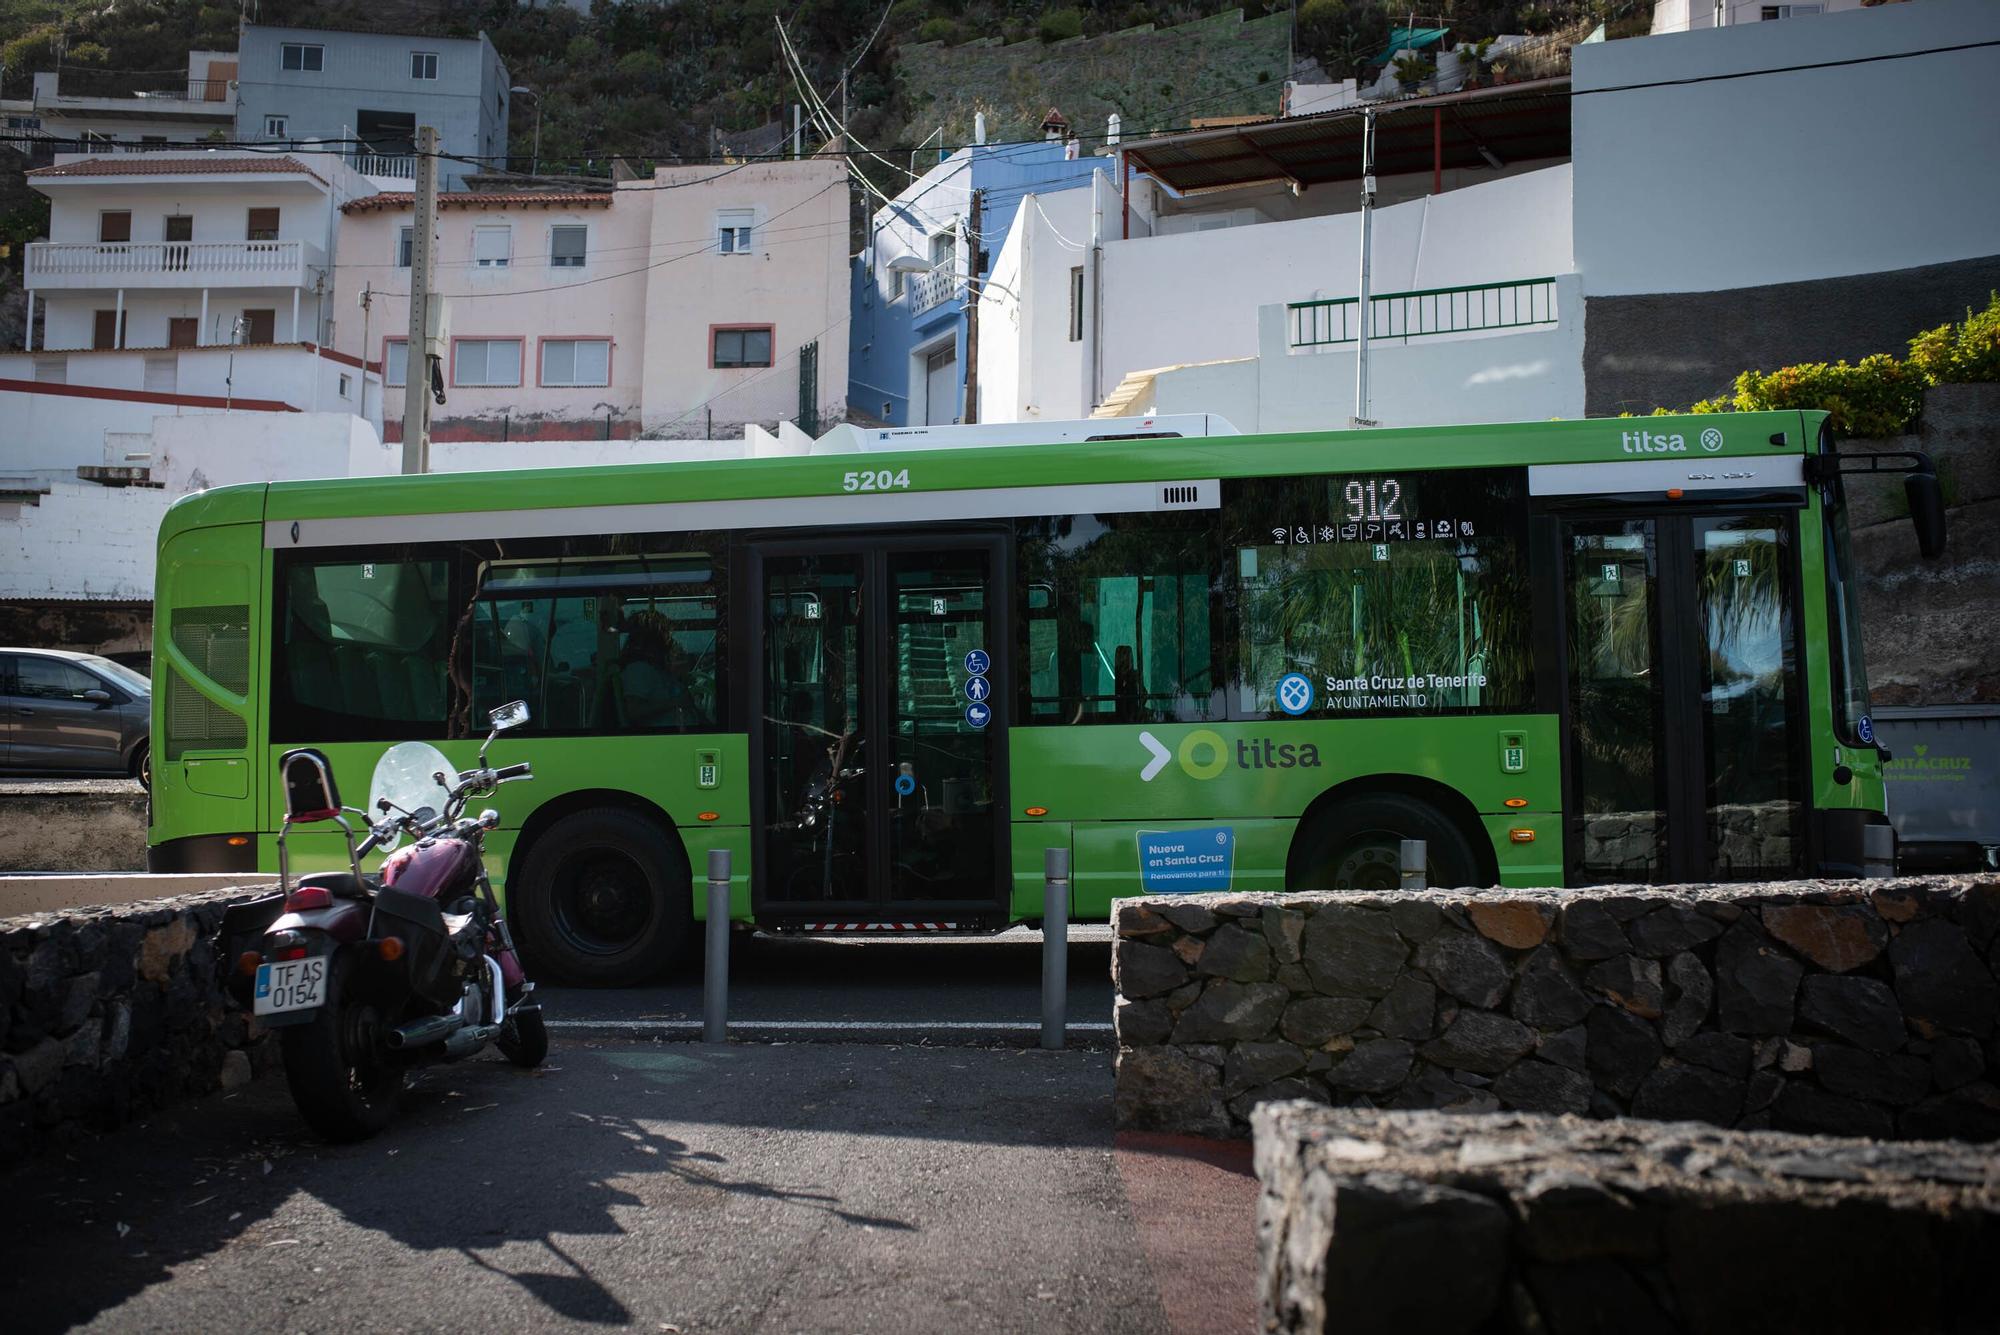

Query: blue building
[849,139,1102,427]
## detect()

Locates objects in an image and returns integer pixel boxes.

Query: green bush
[1038,8,1084,43]
[1727,354,1925,439]
[916,16,957,43]
[1908,291,2000,384]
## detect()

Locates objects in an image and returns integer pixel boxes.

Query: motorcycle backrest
[280,747,342,823]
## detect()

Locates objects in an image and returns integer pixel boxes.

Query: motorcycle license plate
[254,958,327,1016]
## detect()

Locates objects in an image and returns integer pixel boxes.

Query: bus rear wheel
[513,809,692,987]
[1290,793,1484,892]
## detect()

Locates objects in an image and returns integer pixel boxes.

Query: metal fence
[1288,276,1559,349]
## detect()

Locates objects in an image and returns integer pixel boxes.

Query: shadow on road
[4,1037,1127,1332]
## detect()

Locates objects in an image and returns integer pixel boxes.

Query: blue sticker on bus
[964,649,990,677]
[895,773,917,796]
[1136,826,1236,894]
[964,674,991,703]
[1857,715,1875,745]
[1276,672,1315,716]
[965,701,991,729]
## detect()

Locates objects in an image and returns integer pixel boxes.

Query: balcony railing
[1288,277,1559,349]
[908,264,962,315]
[25,240,321,290]
[351,150,417,181]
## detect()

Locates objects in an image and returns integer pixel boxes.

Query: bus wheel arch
[506,790,695,987]
[1287,776,1497,892]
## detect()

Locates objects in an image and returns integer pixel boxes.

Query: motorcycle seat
[296,871,379,900]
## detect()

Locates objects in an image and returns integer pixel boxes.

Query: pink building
[331,158,850,443]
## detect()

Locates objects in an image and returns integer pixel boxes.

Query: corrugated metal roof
[28,155,327,185]
[342,190,614,214]
[1122,77,1571,194]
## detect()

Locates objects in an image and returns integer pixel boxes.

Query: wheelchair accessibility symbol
[1276,672,1315,716]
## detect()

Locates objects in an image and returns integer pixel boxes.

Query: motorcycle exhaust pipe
[386,1012,460,1050]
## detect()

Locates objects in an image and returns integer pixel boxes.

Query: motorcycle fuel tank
[381,837,482,900]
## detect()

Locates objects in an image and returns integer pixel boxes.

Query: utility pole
[402,124,438,474]
[961,189,981,424]
[1352,106,1378,429]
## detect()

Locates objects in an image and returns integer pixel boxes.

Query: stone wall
[1254,1103,2000,1335]
[1113,877,2000,1141]
[0,783,150,873]
[0,887,281,1163]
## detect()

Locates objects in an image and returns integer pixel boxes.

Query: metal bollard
[704,848,731,1043]
[1862,824,1896,880]
[1400,839,1427,891]
[1041,847,1070,1051]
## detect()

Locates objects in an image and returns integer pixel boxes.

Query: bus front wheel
[1290,793,1484,892]
[513,809,692,987]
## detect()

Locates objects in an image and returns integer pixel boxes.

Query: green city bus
[148,410,1932,984]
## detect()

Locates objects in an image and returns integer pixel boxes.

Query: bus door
[748,535,1009,922]
[1556,506,1807,883]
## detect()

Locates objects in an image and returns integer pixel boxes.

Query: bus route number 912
[842,469,911,493]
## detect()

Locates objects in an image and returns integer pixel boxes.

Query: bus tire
[512,808,692,987]
[1290,793,1484,892]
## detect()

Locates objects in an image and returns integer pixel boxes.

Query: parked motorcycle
[234,700,547,1142]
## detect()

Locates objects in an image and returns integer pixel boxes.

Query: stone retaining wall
[1113,877,2000,1140]
[1,886,281,1163]
[1254,1103,2000,1335]
[0,785,150,873]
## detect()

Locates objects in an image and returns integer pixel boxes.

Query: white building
[978,0,1997,432]
[16,53,237,159]
[1649,0,1871,34]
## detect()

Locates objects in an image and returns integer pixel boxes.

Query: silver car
[0,648,152,786]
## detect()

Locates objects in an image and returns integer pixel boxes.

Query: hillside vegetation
[3,0,1638,179]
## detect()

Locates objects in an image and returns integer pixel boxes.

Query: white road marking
[545,1018,1116,1033]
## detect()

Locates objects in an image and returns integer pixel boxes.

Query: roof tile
[27,155,327,185]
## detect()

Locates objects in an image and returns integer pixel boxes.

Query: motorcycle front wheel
[280,954,404,1142]
[497,1006,548,1068]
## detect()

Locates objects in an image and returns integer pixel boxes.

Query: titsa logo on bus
[1620,427,1725,455]
[1139,729,1322,782]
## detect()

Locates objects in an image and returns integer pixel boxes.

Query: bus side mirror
[280,747,342,823]
[1905,471,1947,559]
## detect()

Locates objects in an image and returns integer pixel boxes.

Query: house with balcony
[848,136,1103,426]
[11,52,237,164]
[234,24,510,186]
[329,157,849,444]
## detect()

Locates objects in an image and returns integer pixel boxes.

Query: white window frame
[411,51,439,80]
[539,338,611,388]
[384,338,408,388]
[281,43,324,73]
[472,224,512,268]
[549,225,587,268]
[717,209,754,255]
[263,114,288,139]
[453,338,523,388]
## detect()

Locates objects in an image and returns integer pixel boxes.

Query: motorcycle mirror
[489,700,530,732]
[279,748,342,823]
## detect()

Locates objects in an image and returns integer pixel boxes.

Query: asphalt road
[1,1038,1255,1334]
[540,927,1119,1044]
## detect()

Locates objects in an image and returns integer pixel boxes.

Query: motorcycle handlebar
[495,762,533,781]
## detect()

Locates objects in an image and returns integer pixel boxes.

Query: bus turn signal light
[226,835,250,847]
[1024,806,1049,817]
[1504,797,1528,808]
[1509,829,1536,843]
[696,811,720,822]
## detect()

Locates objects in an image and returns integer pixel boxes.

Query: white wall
[1651,0,1871,34]
[1143,275,1588,432]
[976,188,1095,423]
[0,411,386,601]
[1100,164,1573,396]
[1576,0,2000,296]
